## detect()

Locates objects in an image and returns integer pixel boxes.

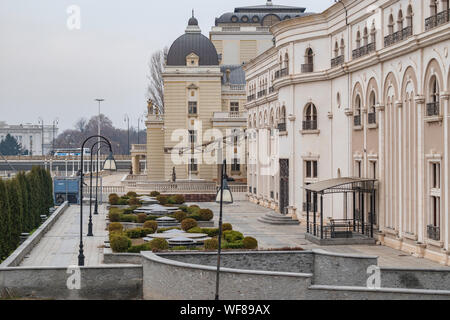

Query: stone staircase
[258,213,300,225]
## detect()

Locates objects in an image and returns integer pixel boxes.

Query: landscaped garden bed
[106,192,258,254]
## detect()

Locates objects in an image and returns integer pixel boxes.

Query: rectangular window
[355,161,362,178]
[189,130,197,144]
[432,163,440,189]
[230,102,239,113]
[231,158,240,172]
[305,160,318,178]
[372,161,377,179]
[189,158,198,172]
[188,102,197,115]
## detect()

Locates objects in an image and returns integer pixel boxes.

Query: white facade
[245,0,450,265]
[0,122,58,156]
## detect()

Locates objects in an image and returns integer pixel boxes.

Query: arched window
[397,10,404,31]
[388,15,394,34]
[354,95,362,126]
[302,48,314,73]
[406,5,413,29]
[278,106,287,132]
[334,41,339,58]
[284,53,289,74]
[368,91,377,124]
[262,14,281,26]
[430,0,438,16]
[363,27,369,46]
[370,23,376,44]
[444,0,450,11]
[303,103,318,130]
[427,75,440,116]
[340,38,345,56]
[356,31,361,48]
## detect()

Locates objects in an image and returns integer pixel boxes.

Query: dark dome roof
[188,17,198,26]
[166,33,219,66]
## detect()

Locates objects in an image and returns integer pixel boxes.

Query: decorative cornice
[395,101,403,108]
[441,91,450,100]
[375,104,385,112]
[415,95,425,104]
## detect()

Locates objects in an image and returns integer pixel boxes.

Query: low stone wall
[103,249,143,265]
[381,267,450,290]
[0,202,69,268]
[0,265,143,300]
[142,251,313,300]
[116,220,214,230]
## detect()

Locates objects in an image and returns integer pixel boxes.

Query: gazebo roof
[303,177,376,194]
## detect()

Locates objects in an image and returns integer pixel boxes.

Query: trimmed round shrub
[128,197,142,206]
[223,240,244,249]
[143,220,158,232]
[222,223,233,232]
[202,228,219,237]
[145,215,159,221]
[243,237,258,249]
[126,191,138,198]
[187,213,202,221]
[157,227,180,233]
[150,191,160,197]
[137,213,147,224]
[199,209,214,221]
[109,193,119,205]
[187,206,200,215]
[123,206,137,214]
[149,238,169,251]
[156,195,168,205]
[204,238,219,250]
[126,228,143,239]
[179,205,188,212]
[172,195,185,205]
[119,214,137,223]
[110,234,131,253]
[224,230,244,242]
[181,218,198,231]
[174,211,187,222]
[187,227,203,234]
[108,211,120,223]
[108,222,124,233]
[117,198,128,206]
[128,243,151,253]
[140,228,154,237]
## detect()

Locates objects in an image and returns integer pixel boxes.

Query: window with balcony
[302,48,314,73]
[427,76,440,117]
[428,161,441,241]
[426,0,449,30]
[353,30,375,59]
[189,130,197,144]
[188,101,197,115]
[278,107,287,132]
[331,41,344,67]
[385,10,413,47]
[303,103,318,131]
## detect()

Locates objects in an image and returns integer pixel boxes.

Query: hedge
[0,167,54,261]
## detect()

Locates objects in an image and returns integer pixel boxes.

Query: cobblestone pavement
[20,204,108,267]
[194,201,450,269]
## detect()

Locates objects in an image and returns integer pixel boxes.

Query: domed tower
[147,14,223,182]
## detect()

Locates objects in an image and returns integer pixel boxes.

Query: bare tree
[75,118,87,133]
[147,47,168,114]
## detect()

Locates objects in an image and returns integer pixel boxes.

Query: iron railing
[278,122,287,132]
[247,94,256,102]
[426,9,450,30]
[384,26,413,47]
[269,86,275,94]
[257,90,267,98]
[368,113,376,124]
[302,120,318,131]
[352,43,376,59]
[426,102,440,117]
[303,202,318,212]
[354,115,362,126]
[331,55,344,67]
[301,63,313,73]
[275,68,289,79]
[427,225,441,241]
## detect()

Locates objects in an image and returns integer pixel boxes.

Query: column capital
[415,95,426,104]
[375,104,385,112]
[395,101,403,108]
[344,108,354,116]
[288,114,296,122]
[440,91,450,100]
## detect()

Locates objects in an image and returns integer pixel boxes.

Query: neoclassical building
[245,0,450,265]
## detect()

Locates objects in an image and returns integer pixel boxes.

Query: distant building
[0,121,58,156]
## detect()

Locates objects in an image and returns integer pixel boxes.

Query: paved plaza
[18,200,450,269]
[20,204,108,267]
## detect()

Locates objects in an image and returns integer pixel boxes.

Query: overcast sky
[0,0,334,132]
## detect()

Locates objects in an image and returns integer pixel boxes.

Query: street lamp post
[78,135,116,266]
[214,160,233,301]
[38,118,44,156]
[124,114,130,155]
[87,141,113,236]
[52,119,59,155]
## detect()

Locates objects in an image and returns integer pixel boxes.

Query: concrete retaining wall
[381,267,450,290]
[141,251,313,300]
[0,202,69,268]
[0,265,142,300]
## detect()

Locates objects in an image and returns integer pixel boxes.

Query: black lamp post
[78,135,116,267]
[94,150,116,215]
[87,141,114,236]
[214,160,233,301]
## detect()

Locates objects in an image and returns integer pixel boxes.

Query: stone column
[396,100,403,238]
[376,104,385,232]
[415,95,425,243]
[441,92,450,251]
